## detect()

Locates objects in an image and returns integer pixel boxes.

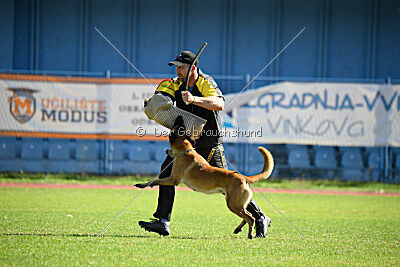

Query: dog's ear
[172,115,186,133]
[186,134,195,145]
[169,130,177,146]
[174,115,184,127]
[170,115,187,145]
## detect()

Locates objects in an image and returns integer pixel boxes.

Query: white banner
[221,82,400,147]
[0,78,169,137]
[1,78,399,146]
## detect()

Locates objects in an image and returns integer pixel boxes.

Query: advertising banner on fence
[1,76,399,146]
[0,77,168,138]
[222,82,400,146]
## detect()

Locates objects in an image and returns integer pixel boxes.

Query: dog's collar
[174,148,193,158]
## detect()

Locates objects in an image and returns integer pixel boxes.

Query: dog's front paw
[135,183,147,189]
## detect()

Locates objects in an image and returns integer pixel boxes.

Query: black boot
[255,216,272,238]
[246,199,272,238]
[139,219,170,236]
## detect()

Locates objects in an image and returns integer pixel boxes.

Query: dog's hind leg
[233,220,246,234]
[233,209,255,239]
[242,209,255,239]
[226,196,255,239]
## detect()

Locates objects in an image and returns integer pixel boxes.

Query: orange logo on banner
[8,88,39,124]
[12,97,33,115]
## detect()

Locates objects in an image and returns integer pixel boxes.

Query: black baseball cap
[168,51,198,66]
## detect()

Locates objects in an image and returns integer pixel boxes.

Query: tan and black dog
[135,116,274,239]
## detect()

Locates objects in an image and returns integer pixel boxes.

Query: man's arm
[181,91,224,111]
[154,79,176,102]
[193,96,224,111]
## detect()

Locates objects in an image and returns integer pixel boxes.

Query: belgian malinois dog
[135,116,274,239]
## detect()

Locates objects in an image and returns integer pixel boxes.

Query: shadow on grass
[0,232,212,240]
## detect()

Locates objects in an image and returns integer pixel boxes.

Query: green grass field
[1,183,399,266]
[2,172,400,193]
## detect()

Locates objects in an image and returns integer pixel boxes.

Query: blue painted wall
[1,0,399,91]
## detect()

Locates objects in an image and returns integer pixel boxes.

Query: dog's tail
[245,147,274,184]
